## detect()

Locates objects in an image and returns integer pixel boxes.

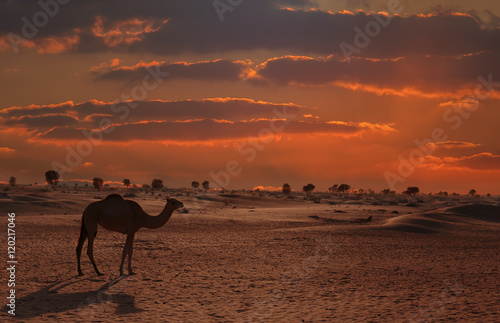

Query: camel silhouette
[76,194,184,276]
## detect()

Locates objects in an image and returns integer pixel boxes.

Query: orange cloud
[36,35,80,54]
[91,16,167,47]
[253,53,500,99]
[93,59,249,83]
[419,152,500,171]
[0,147,15,153]
[0,101,76,117]
[428,141,481,150]
[333,81,465,99]
[0,98,309,130]
[34,118,395,145]
[90,58,123,72]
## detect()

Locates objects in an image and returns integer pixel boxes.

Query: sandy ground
[0,188,499,322]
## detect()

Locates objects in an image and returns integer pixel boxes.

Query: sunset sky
[1,0,500,194]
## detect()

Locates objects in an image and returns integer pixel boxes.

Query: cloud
[90,58,122,72]
[252,52,500,97]
[0,147,15,153]
[430,141,481,150]
[90,52,500,98]
[36,118,394,143]
[1,1,499,58]
[0,0,316,53]
[0,98,308,130]
[458,153,500,170]
[91,16,167,48]
[422,141,484,159]
[93,59,248,83]
[3,114,80,129]
[421,152,500,171]
[1,98,395,144]
[35,34,80,54]
[132,10,500,58]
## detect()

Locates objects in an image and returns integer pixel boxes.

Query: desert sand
[1,187,499,322]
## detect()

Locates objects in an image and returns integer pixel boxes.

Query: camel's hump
[104,194,124,200]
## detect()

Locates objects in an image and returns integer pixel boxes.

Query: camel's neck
[142,203,176,229]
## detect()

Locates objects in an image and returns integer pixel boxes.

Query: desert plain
[0,187,499,322]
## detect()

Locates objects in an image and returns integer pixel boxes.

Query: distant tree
[152,179,164,191]
[302,185,309,198]
[45,170,60,190]
[84,183,89,188]
[282,183,291,194]
[437,191,448,198]
[202,180,210,191]
[487,193,492,198]
[405,187,419,197]
[141,184,151,192]
[338,184,351,195]
[302,183,315,199]
[191,181,200,191]
[93,178,104,192]
[328,184,339,195]
[123,179,131,191]
[468,189,476,197]
[9,176,16,187]
[381,189,391,196]
[75,183,78,188]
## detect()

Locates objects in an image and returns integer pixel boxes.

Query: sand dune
[381,203,500,233]
[444,203,500,222]
[1,189,499,321]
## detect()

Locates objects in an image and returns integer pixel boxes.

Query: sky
[1,0,499,194]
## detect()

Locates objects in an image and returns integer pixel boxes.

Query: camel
[76,194,184,276]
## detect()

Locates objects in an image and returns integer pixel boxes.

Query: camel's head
[167,198,184,209]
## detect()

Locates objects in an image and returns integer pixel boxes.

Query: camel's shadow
[7,275,143,320]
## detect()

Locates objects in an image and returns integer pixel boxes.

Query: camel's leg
[76,219,88,276]
[120,233,135,276]
[87,231,103,276]
[127,233,136,275]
